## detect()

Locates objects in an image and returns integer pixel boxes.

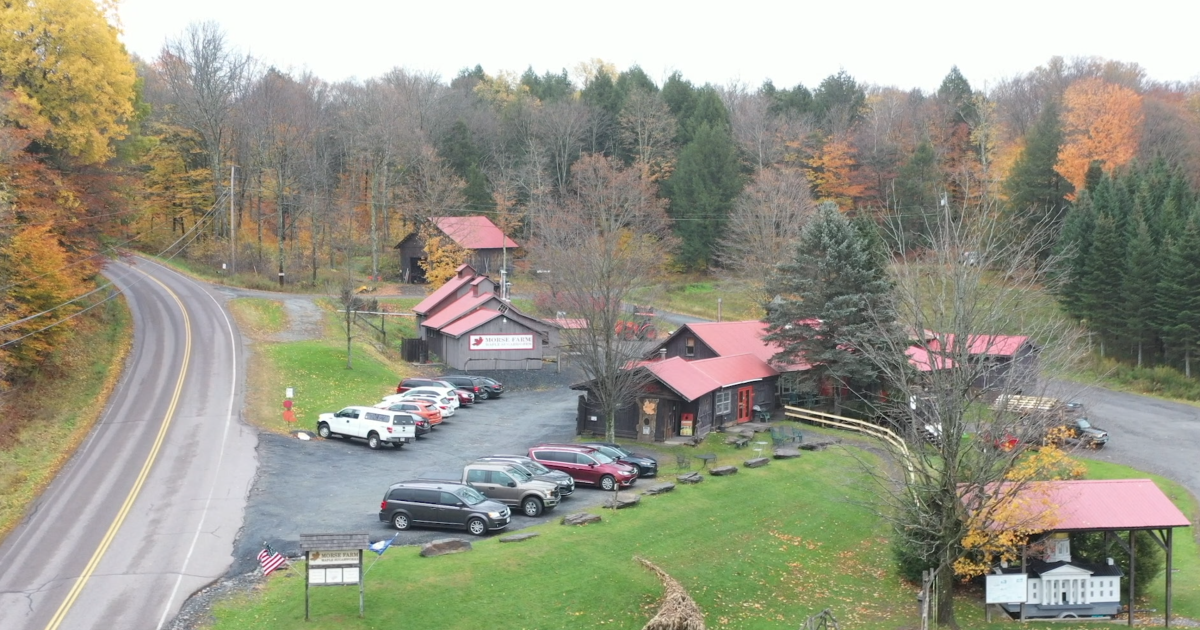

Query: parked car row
[378,443,660,536]
[316,374,505,449]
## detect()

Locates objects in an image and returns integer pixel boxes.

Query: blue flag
[369,535,396,556]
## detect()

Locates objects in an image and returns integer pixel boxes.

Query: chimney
[658,348,667,361]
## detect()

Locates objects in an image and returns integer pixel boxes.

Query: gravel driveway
[228,386,618,575]
[1047,380,1200,499]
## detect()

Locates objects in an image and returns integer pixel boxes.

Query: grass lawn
[208,443,920,629]
[639,277,765,322]
[228,298,288,337]
[0,299,132,539]
[202,430,1200,630]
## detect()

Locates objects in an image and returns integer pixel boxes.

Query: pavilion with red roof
[395,215,520,283]
[971,479,1190,625]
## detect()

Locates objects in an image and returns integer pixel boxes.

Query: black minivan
[379,481,510,536]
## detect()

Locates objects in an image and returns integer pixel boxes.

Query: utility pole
[229,165,237,275]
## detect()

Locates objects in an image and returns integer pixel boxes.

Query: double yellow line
[43,269,191,630]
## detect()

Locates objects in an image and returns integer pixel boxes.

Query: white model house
[997,533,1123,618]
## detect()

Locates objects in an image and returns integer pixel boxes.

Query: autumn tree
[806,137,868,209]
[419,229,468,288]
[1055,78,1144,193]
[0,0,137,163]
[529,154,674,441]
[617,89,676,180]
[853,201,1086,627]
[159,21,251,198]
[718,166,815,278]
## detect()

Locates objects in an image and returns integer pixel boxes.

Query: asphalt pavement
[1047,380,1200,499]
[228,387,618,575]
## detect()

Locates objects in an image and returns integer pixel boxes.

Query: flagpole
[363,534,397,577]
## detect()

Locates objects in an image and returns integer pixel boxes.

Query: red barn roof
[638,354,777,402]
[420,291,497,330]
[412,272,473,315]
[906,346,955,371]
[431,216,519,250]
[929,334,1031,357]
[669,320,811,371]
[440,308,504,337]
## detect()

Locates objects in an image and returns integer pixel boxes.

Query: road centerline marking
[43,266,192,630]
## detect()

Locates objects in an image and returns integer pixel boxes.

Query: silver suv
[474,455,575,497]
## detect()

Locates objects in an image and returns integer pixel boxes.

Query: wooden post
[304,551,310,621]
[1128,530,1136,627]
[358,549,364,618]
[1166,528,1174,628]
[1020,546,1027,621]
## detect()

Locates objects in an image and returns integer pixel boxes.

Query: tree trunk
[606,407,616,443]
[936,559,957,628]
[1186,348,1192,379]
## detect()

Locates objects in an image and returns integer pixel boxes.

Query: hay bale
[635,556,706,630]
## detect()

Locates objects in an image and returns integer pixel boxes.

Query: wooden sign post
[300,533,370,620]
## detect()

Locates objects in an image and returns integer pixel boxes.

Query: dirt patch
[270,297,325,342]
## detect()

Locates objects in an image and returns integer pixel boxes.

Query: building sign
[985,573,1028,604]
[307,548,362,586]
[468,333,534,351]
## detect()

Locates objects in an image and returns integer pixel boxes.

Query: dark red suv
[527,444,638,491]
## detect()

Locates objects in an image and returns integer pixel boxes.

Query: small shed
[974,479,1190,626]
[928,333,1038,394]
[396,216,519,283]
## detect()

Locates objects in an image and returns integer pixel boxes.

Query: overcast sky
[117,0,1199,92]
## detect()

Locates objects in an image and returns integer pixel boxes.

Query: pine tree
[1004,101,1073,259]
[664,121,743,269]
[1155,216,1200,376]
[1055,191,1096,321]
[1082,212,1126,355]
[1121,215,1160,366]
[763,203,901,413]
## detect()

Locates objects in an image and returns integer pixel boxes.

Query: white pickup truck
[317,406,416,449]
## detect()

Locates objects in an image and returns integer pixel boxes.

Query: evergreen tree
[812,71,866,133]
[436,120,493,214]
[763,203,901,413]
[892,141,941,241]
[1156,216,1200,376]
[1121,215,1160,366]
[661,72,697,137]
[520,67,574,102]
[937,66,977,127]
[616,65,658,96]
[1055,191,1096,321]
[663,121,743,268]
[1081,212,1126,355]
[1003,101,1073,259]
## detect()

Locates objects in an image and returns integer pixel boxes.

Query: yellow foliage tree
[419,230,468,289]
[0,0,137,164]
[1055,78,1144,194]
[954,428,1085,579]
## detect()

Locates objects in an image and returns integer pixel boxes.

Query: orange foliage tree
[805,137,868,210]
[1055,78,1144,194]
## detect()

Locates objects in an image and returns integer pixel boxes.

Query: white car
[316,406,416,449]
[379,392,456,417]
[404,386,462,409]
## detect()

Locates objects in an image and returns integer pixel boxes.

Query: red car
[527,444,638,491]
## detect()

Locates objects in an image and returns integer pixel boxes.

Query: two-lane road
[0,258,256,630]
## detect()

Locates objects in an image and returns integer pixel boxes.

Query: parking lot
[229,387,615,575]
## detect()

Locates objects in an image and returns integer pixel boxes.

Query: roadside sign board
[985,573,1028,604]
[468,333,534,351]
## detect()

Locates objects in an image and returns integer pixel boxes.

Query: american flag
[258,544,287,576]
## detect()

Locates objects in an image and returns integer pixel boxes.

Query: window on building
[715,390,731,415]
[685,337,696,357]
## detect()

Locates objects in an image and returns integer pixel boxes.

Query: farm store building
[413,265,561,371]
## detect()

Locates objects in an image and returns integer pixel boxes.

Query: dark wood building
[396,216,519,283]
[575,354,780,443]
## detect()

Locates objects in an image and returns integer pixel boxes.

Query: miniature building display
[994,533,1123,619]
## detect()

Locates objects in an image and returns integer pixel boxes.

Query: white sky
[116,0,1200,93]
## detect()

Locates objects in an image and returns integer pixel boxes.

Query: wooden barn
[574,354,780,443]
[927,334,1039,395]
[395,216,519,283]
[411,265,560,371]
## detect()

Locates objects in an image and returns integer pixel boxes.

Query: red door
[736,387,753,423]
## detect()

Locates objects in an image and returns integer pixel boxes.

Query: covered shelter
[978,479,1190,626]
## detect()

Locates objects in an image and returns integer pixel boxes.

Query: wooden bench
[733,437,751,449]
